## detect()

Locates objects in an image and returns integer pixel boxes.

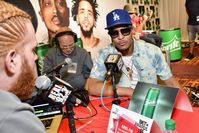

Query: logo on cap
[105,9,132,29]
[113,12,120,21]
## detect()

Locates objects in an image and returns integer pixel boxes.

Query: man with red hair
[0,1,45,132]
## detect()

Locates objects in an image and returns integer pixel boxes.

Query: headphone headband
[55,30,78,43]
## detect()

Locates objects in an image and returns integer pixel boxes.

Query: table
[58,96,199,133]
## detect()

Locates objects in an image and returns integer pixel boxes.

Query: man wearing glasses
[86,9,181,96]
[43,27,93,91]
[36,0,70,76]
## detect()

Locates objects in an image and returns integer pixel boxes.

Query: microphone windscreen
[35,75,51,90]
[65,58,72,65]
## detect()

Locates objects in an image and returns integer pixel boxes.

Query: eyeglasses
[60,45,74,50]
[108,27,131,39]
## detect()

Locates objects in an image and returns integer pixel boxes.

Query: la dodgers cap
[105,9,132,29]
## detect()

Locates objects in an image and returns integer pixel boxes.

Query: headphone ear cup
[52,37,59,46]
[73,89,90,106]
[73,32,78,43]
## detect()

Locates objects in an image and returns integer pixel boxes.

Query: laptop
[32,103,63,133]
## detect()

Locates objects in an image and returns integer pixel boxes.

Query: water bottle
[165,119,178,133]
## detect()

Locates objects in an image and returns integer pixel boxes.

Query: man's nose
[52,3,58,14]
[84,12,89,18]
[117,31,125,39]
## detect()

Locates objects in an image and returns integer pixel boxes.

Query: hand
[116,86,134,96]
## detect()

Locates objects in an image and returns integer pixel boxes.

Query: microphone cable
[100,80,111,112]
[99,79,131,112]
[74,100,98,120]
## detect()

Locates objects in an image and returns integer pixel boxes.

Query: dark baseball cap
[105,9,132,29]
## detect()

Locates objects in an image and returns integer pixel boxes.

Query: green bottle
[165,119,178,133]
[36,43,53,75]
[141,88,160,119]
[75,38,83,48]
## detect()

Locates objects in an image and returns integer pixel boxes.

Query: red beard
[9,58,36,100]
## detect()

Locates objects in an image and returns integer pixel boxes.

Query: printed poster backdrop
[30,0,127,60]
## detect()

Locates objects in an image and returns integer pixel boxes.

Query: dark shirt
[43,46,93,90]
[185,0,199,25]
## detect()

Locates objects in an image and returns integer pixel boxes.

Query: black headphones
[73,89,90,106]
[54,30,78,46]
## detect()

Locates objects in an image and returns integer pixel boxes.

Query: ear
[94,20,97,27]
[5,50,18,74]
[76,15,80,25]
[130,28,134,34]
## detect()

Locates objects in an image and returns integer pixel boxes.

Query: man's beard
[9,58,35,100]
[80,26,93,38]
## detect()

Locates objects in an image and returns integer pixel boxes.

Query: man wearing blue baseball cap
[86,9,181,96]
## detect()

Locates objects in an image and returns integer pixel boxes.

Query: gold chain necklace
[123,56,133,80]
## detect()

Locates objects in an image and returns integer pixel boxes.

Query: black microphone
[43,58,72,75]
[35,75,88,107]
[104,54,124,80]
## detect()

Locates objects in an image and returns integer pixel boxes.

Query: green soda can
[159,28,182,61]
[141,88,160,119]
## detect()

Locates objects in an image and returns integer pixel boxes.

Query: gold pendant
[126,67,133,80]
